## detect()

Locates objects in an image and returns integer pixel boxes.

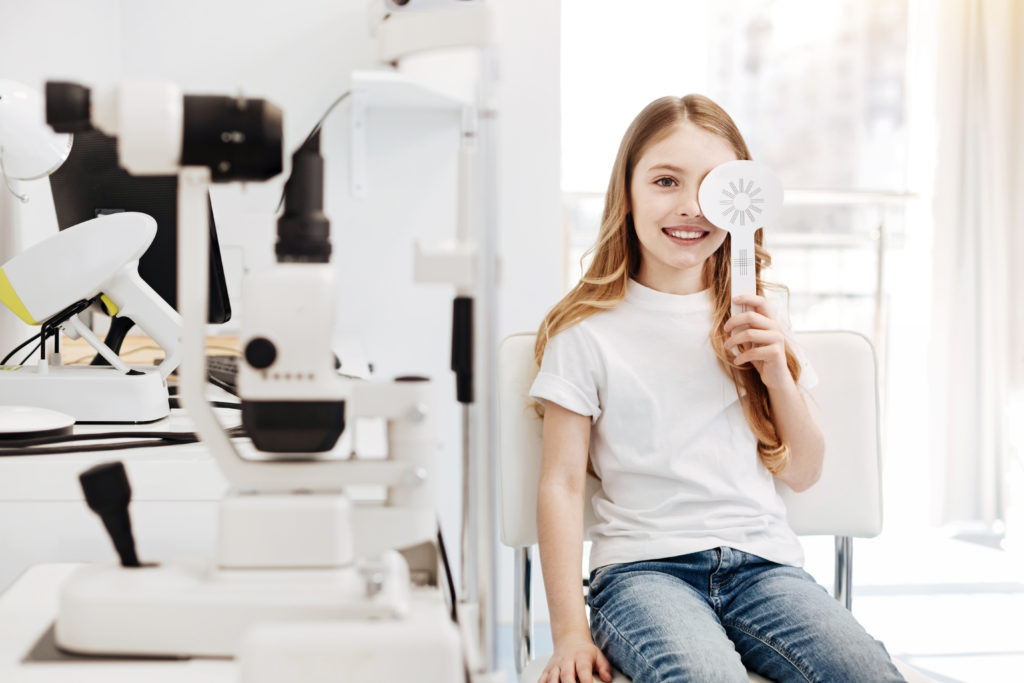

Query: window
[562,0,912,336]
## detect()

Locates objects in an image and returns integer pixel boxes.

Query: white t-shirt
[529,278,817,572]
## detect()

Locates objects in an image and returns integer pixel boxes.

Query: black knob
[79,462,141,568]
[245,337,277,369]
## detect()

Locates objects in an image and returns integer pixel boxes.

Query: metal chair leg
[513,546,534,675]
[834,535,853,611]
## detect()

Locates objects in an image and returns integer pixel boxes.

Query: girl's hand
[723,294,793,390]
[539,634,613,683]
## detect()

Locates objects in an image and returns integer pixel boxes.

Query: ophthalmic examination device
[33,76,466,682]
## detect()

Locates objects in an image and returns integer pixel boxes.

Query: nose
[677,187,702,218]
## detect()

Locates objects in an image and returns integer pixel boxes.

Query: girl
[529,95,904,683]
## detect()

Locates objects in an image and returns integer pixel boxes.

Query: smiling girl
[529,95,904,683]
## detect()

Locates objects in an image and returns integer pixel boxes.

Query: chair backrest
[497,330,882,548]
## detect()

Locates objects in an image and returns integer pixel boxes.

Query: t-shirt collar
[625,277,712,312]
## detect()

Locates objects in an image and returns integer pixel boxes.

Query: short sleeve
[529,323,603,421]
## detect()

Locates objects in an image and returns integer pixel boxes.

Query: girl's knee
[614,643,748,683]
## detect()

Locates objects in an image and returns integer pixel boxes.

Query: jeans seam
[722,618,816,683]
[591,607,659,681]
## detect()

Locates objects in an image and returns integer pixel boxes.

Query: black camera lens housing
[46,81,94,133]
[181,96,283,183]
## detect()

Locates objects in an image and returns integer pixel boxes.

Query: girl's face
[629,121,738,294]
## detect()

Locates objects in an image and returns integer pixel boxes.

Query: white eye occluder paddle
[697,160,783,317]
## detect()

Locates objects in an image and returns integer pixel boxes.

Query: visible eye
[654,177,677,187]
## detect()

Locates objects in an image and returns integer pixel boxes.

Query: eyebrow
[647,164,687,174]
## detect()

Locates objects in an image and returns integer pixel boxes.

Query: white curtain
[930,0,1024,526]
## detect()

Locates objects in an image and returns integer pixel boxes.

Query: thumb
[597,651,613,682]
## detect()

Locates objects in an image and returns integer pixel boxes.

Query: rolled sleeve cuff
[529,372,600,422]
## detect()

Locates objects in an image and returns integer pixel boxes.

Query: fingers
[540,666,560,683]
[731,293,772,316]
[724,328,783,352]
[732,343,785,367]
[724,295,778,333]
[543,648,612,683]
[560,660,576,683]
[541,652,567,683]
[577,655,594,683]
[723,310,777,334]
[597,651,614,682]
[540,658,604,683]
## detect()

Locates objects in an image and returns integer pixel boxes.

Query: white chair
[498,330,931,683]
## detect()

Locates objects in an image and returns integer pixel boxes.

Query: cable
[71,344,164,366]
[205,375,238,397]
[436,523,459,624]
[18,340,42,365]
[2,425,245,448]
[300,91,351,155]
[1,332,41,365]
[169,398,240,411]
[275,90,351,213]
[0,425,247,457]
[439,522,473,683]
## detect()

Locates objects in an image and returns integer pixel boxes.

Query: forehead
[634,122,739,176]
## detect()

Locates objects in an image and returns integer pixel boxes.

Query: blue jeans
[587,547,905,682]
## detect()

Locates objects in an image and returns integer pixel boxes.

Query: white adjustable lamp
[698,160,783,316]
[0,79,73,359]
[0,212,182,378]
[0,80,181,422]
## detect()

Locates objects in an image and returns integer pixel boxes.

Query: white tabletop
[0,564,234,682]
[0,409,235,502]
[0,562,459,682]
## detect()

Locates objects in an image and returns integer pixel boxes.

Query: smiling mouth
[663,227,708,243]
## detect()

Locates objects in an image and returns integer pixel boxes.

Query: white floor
[500,530,1024,683]
[803,529,1024,683]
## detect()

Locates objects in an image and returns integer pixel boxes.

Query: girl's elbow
[792,443,825,492]
[782,470,817,493]
[792,464,823,492]
[780,441,824,493]
[539,470,586,498]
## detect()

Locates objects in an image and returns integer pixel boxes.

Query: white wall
[117,0,378,313]
[0,0,122,247]
[490,0,562,626]
[0,0,563,630]
[0,0,123,355]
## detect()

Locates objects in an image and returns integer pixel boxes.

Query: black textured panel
[48,130,231,324]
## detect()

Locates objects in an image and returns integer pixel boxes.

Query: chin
[667,255,710,271]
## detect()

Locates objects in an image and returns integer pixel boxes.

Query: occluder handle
[102,266,183,377]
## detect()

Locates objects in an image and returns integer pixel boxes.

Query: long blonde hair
[536,94,801,474]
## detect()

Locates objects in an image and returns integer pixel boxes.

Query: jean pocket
[587,564,617,607]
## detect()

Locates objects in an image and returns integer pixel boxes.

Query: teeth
[666,229,704,239]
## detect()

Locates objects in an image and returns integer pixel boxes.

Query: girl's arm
[537,401,613,683]
[759,367,825,492]
[724,294,826,492]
